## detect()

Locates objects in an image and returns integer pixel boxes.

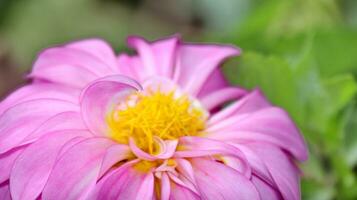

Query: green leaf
[223,52,299,120]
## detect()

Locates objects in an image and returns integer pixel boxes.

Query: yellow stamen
[133,160,158,172]
[107,89,206,154]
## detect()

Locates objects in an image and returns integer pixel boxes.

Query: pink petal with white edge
[29,46,117,88]
[207,107,308,161]
[127,35,179,78]
[208,89,271,125]
[0,83,79,115]
[246,143,301,200]
[89,161,154,200]
[10,130,92,200]
[200,87,247,111]
[174,43,240,96]
[0,182,11,200]
[191,158,260,200]
[0,146,26,184]
[42,137,119,200]
[175,136,251,177]
[0,99,78,154]
[129,137,178,161]
[66,38,118,72]
[80,75,141,136]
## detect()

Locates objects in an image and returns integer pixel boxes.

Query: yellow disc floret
[107,89,206,154]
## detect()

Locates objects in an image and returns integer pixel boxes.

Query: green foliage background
[0,0,357,199]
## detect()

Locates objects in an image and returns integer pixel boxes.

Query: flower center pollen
[107,90,206,154]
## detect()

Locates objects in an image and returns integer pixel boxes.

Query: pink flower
[0,36,308,200]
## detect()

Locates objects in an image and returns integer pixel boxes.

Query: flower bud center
[107,90,206,154]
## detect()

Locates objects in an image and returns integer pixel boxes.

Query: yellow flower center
[107,90,206,154]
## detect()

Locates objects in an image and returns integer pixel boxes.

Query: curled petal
[80,75,141,136]
[129,137,178,161]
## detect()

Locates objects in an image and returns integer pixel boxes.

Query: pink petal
[245,143,301,200]
[80,75,141,136]
[174,43,240,96]
[29,64,98,88]
[42,137,119,200]
[175,158,197,187]
[0,83,79,115]
[208,89,271,125]
[127,35,179,78]
[21,111,87,146]
[10,130,92,200]
[0,99,78,154]
[175,136,251,177]
[160,172,170,200]
[141,76,179,93]
[207,107,308,161]
[66,38,118,72]
[98,144,131,179]
[252,175,282,200]
[0,182,11,200]
[197,69,229,97]
[191,158,260,200]
[129,137,178,161]
[89,161,154,200]
[117,54,142,81]
[230,144,275,186]
[0,146,26,184]
[169,182,201,200]
[29,46,117,88]
[200,87,247,111]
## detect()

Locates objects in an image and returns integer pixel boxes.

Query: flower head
[0,35,308,200]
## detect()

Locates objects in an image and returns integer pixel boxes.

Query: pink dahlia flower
[0,36,308,200]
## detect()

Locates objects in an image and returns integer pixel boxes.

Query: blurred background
[0,0,357,199]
